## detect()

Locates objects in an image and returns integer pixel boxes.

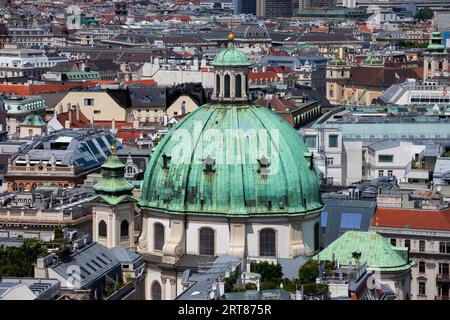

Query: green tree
[0,240,46,277]
[250,261,283,283]
[54,227,64,241]
[414,8,434,21]
[298,259,319,284]
[224,268,240,293]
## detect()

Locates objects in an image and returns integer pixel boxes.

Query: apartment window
[340,212,362,229]
[304,135,317,148]
[326,157,334,166]
[439,263,449,276]
[419,240,426,252]
[391,238,396,246]
[84,98,94,106]
[326,177,334,185]
[378,170,384,177]
[328,135,338,148]
[387,170,393,177]
[418,281,426,295]
[405,239,410,249]
[419,261,425,274]
[378,155,394,163]
[439,242,450,254]
[329,89,334,97]
[94,110,101,115]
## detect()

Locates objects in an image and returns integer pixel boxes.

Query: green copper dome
[21,114,46,127]
[313,231,413,272]
[212,43,251,67]
[139,104,323,217]
[427,32,446,55]
[92,149,136,205]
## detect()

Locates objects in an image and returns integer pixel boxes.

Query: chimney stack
[68,106,72,127]
[76,103,80,122]
[338,47,346,61]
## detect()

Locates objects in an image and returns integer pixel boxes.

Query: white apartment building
[139,57,214,88]
[301,106,449,186]
[0,48,68,78]
[366,141,427,182]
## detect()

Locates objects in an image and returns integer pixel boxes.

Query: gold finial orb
[111,144,116,155]
[227,33,235,42]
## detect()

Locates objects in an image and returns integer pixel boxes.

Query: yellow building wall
[166,96,199,119]
[55,92,127,122]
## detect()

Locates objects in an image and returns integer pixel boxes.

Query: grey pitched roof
[110,247,141,264]
[12,129,119,172]
[129,87,167,109]
[52,243,120,288]
[368,140,400,151]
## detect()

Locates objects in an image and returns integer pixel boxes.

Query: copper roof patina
[139,103,323,217]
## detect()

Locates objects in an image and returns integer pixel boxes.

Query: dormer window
[162,154,171,169]
[258,156,270,175]
[204,155,215,172]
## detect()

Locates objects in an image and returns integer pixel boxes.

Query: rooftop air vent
[257,156,270,175]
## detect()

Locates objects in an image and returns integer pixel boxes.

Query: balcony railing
[436,274,450,282]
[436,295,449,300]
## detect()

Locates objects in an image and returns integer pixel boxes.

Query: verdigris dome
[212,44,251,67]
[139,104,323,217]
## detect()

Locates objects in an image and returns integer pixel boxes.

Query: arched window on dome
[314,222,320,252]
[120,220,129,239]
[154,223,165,251]
[151,281,162,300]
[216,74,220,97]
[235,74,242,98]
[224,74,231,98]
[99,220,107,238]
[199,227,215,256]
[259,228,276,257]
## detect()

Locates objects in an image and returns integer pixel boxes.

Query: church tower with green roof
[91,144,137,249]
[424,31,448,80]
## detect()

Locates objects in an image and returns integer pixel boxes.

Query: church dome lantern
[211,33,251,103]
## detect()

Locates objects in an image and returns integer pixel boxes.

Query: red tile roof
[249,70,280,83]
[57,110,89,128]
[373,207,450,231]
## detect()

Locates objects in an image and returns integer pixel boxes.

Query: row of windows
[390,239,450,254]
[151,223,321,257]
[98,220,129,239]
[321,211,362,229]
[216,74,246,98]
[378,170,393,177]
[304,134,339,149]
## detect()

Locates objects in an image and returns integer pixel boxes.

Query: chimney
[338,47,346,61]
[76,103,80,122]
[68,106,72,126]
